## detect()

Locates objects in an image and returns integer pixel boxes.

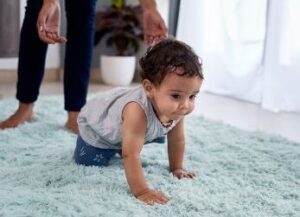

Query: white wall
[0,0,60,70]
[127,0,169,25]
[156,0,169,25]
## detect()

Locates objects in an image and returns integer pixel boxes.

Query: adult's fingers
[37,19,56,44]
[46,32,56,44]
[45,28,66,43]
[38,29,55,44]
[56,36,67,43]
[41,31,66,44]
[47,32,56,41]
[144,34,152,44]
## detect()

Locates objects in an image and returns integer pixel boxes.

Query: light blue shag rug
[0,95,299,217]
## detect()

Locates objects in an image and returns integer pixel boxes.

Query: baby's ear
[142,79,155,97]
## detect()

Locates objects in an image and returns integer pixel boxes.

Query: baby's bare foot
[65,111,79,134]
[0,102,34,129]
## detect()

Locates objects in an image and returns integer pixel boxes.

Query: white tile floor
[1,81,300,143]
[194,92,300,143]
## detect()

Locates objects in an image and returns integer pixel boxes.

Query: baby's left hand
[171,168,196,179]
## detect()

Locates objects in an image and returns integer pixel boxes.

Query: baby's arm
[122,102,169,205]
[167,118,195,179]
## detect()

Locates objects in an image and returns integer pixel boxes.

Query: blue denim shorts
[74,136,121,167]
[74,135,165,167]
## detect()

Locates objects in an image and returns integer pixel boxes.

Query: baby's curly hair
[139,38,203,86]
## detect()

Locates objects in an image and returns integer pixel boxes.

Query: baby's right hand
[135,188,170,205]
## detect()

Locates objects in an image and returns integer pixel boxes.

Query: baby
[74,38,204,205]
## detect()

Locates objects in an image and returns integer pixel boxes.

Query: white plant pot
[100,55,136,86]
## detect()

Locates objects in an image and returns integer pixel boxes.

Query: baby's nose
[179,100,189,110]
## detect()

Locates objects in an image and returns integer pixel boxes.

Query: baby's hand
[171,168,196,179]
[135,188,170,206]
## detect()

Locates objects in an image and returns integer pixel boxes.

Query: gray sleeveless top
[78,86,178,149]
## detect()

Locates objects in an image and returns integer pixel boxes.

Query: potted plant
[94,0,143,85]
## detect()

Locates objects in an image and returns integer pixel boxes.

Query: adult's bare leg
[65,111,79,134]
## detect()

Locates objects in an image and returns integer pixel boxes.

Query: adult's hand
[36,0,66,44]
[140,0,168,44]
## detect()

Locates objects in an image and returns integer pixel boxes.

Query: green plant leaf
[111,0,123,9]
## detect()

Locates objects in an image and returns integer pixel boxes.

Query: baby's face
[149,72,202,124]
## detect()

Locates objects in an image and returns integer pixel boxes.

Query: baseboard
[0,68,140,84]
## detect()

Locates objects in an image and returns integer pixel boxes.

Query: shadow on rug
[0,96,299,217]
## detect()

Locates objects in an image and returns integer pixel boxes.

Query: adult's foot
[0,102,34,129]
[65,111,79,134]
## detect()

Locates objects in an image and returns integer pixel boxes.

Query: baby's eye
[171,94,181,100]
[189,95,197,100]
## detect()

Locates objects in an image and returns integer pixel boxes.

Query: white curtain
[177,0,300,113]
